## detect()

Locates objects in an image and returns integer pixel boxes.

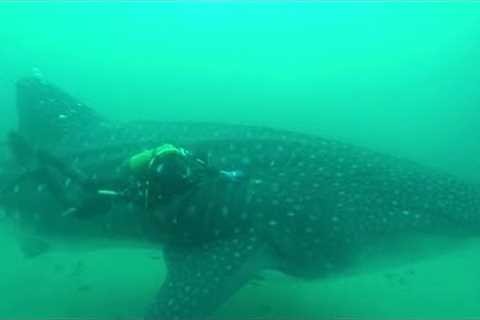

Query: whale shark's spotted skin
[1,77,480,320]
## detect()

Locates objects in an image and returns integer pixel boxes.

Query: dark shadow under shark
[1,76,480,319]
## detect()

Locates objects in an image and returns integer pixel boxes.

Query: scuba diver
[100,144,213,209]
[69,143,247,219]
[6,131,246,219]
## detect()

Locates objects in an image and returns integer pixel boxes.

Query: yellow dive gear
[128,144,185,174]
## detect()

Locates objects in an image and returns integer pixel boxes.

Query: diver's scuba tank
[128,144,188,176]
[126,144,199,208]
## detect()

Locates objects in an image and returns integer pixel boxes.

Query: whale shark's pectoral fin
[146,235,267,320]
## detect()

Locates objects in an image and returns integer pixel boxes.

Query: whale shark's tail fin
[16,75,103,149]
[2,75,102,211]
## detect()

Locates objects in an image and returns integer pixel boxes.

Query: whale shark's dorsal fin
[16,75,103,148]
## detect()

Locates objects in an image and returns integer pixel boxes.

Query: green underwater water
[1,1,480,319]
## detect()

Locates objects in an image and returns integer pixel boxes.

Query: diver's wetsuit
[7,133,246,220]
[71,146,246,219]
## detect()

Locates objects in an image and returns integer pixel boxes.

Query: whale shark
[1,76,480,320]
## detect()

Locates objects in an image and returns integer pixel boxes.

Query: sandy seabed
[1,221,480,320]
